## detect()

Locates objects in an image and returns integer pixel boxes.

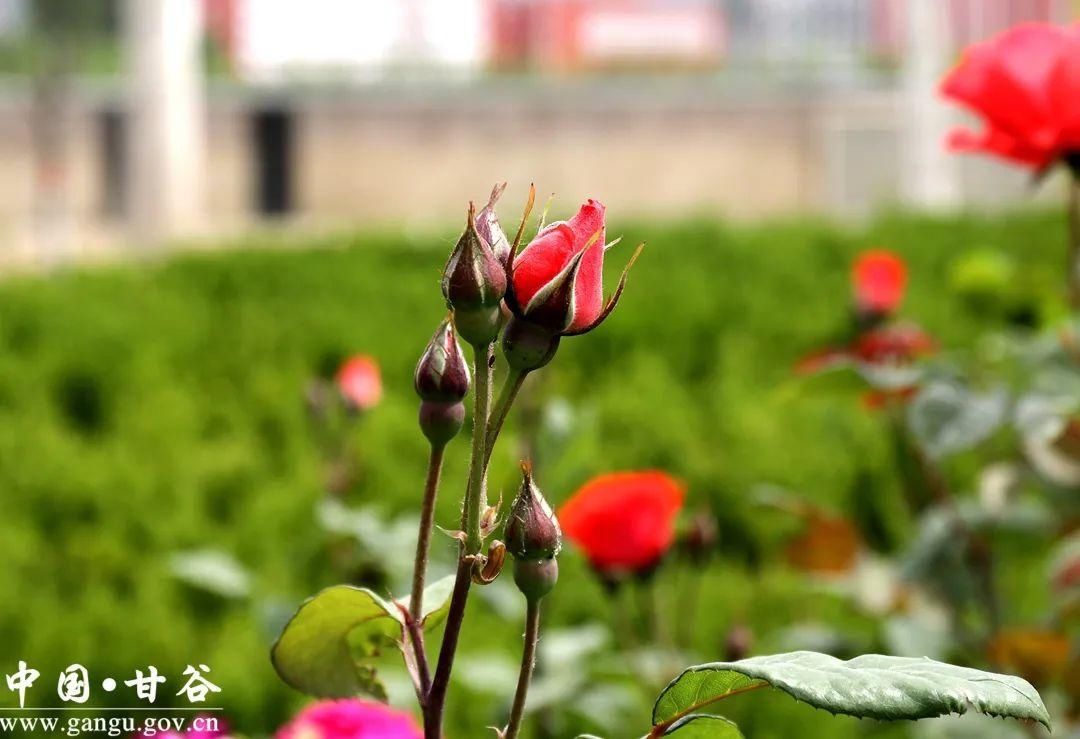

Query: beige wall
[0,85,1058,268]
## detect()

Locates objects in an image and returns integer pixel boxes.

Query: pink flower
[137,716,226,738]
[276,699,422,739]
[336,355,383,411]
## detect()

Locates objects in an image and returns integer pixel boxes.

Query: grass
[0,207,1066,736]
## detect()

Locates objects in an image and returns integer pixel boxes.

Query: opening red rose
[852,250,907,315]
[558,471,685,575]
[510,199,607,334]
[940,23,1080,171]
[336,355,383,411]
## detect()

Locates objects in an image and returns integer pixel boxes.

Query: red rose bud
[559,471,685,576]
[852,250,907,318]
[475,182,512,269]
[508,198,641,336]
[414,317,470,403]
[442,202,507,346]
[505,461,562,560]
[940,23,1080,172]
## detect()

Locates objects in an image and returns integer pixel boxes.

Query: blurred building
[0,0,1074,267]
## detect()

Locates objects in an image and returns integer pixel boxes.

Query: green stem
[424,343,495,739]
[485,368,528,468]
[463,343,494,554]
[505,599,542,739]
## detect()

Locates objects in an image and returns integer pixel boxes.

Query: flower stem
[1069,175,1080,310]
[424,557,472,739]
[406,443,445,700]
[411,444,446,622]
[485,368,528,468]
[463,343,494,554]
[505,599,542,739]
[424,343,495,738]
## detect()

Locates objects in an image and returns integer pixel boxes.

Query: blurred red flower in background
[940,23,1080,171]
[276,699,422,739]
[558,471,685,574]
[852,250,907,315]
[336,355,383,411]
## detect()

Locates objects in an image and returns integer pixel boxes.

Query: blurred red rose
[852,250,907,315]
[510,199,608,334]
[558,471,685,574]
[276,699,421,739]
[940,23,1080,171]
[336,355,383,411]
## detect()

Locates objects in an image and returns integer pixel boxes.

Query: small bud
[513,558,558,603]
[415,318,471,403]
[679,508,718,565]
[442,203,507,346]
[418,399,465,447]
[502,315,560,373]
[476,183,512,269]
[724,623,754,662]
[505,462,561,560]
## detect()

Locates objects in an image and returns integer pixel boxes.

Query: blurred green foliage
[0,208,1066,737]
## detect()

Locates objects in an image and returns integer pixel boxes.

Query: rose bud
[724,623,754,662]
[679,508,718,565]
[505,461,562,560]
[415,317,470,403]
[441,202,507,346]
[475,182,512,269]
[414,318,470,447]
[506,198,641,341]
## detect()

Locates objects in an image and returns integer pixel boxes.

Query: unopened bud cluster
[414,318,470,446]
[505,463,561,602]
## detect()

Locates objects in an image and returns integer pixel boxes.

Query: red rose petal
[512,223,577,310]
[567,236,605,332]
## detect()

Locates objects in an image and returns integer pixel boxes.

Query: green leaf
[652,652,1050,731]
[409,575,455,631]
[271,585,403,699]
[661,715,745,738]
[907,381,1007,459]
